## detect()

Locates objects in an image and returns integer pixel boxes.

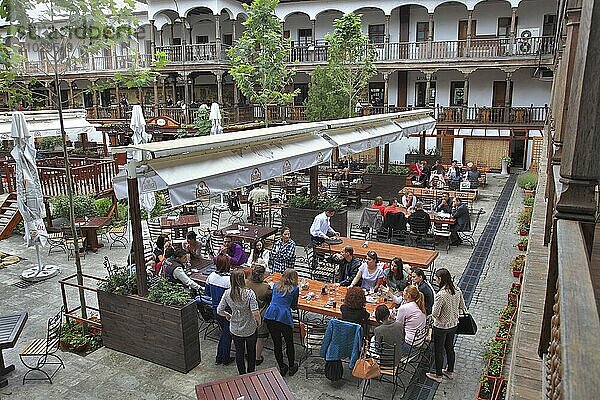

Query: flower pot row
[477,376,506,400]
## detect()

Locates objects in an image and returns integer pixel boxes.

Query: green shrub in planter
[94,198,113,217]
[365,164,381,174]
[50,195,98,220]
[148,278,191,307]
[517,172,538,190]
[287,195,344,211]
[38,137,63,150]
[523,196,534,207]
[98,266,137,296]
[388,165,411,175]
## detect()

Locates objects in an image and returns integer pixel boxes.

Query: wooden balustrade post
[427,13,434,58]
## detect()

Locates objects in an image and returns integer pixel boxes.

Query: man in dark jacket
[450,197,471,245]
[331,246,362,286]
[408,202,431,234]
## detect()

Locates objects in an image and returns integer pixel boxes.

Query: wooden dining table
[0,313,28,388]
[74,216,111,251]
[316,237,438,270]
[217,223,278,242]
[270,273,394,326]
[160,215,201,230]
[195,368,293,400]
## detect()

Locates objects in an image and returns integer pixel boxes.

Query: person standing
[269,227,296,273]
[310,206,340,245]
[245,265,272,366]
[264,268,300,377]
[426,268,467,383]
[217,269,261,375]
[205,254,233,365]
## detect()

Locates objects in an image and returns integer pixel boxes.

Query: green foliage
[287,195,344,211]
[305,65,350,121]
[94,197,113,217]
[364,164,381,174]
[114,201,129,224]
[388,165,411,175]
[518,237,528,247]
[510,283,521,295]
[98,265,137,295]
[50,195,97,220]
[141,201,164,220]
[483,339,506,360]
[517,172,538,190]
[523,196,534,207]
[487,356,503,377]
[14,220,24,235]
[227,0,299,127]
[60,319,102,353]
[499,305,516,322]
[496,321,512,339]
[148,278,191,307]
[500,156,511,164]
[190,108,211,136]
[38,137,63,150]
[425,148,440,156]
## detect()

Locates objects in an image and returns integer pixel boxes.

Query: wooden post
[383,72,389,111]
[216,72,223,105]
[215,14,221,61]
[427,13,434,58]
[504,72,512,123]
[383,144,390,173]
[311,19,316,61]
[510,7,517,54]
[466,10,473,57]
[309,166,318,196]
[384,15,390,60]
[126,161,147,297]
[232,18,237,43]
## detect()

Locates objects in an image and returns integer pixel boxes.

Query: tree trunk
[263,104,269,128]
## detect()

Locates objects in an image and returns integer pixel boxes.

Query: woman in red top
[372,196,385,215]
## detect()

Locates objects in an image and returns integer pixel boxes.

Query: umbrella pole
[267,179,271,228]
[35,243,43,275]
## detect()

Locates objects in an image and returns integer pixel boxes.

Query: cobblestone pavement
[0,174,516,400]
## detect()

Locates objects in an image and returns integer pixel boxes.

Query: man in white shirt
[310,206,340,245]
[247,184,269,223]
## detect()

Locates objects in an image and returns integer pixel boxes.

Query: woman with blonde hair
[371,196,385,215]
[217,269,261,375]
[263,268,300,376]
[395,284,427,355]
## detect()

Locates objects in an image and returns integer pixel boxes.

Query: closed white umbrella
[10,112,59,281]
[209,102,223,135]
[130,105,155,215]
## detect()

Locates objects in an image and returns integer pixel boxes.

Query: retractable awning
[323,121,405,156]
[114,132,334,206]
[0,109,100,141]
[395,115,436,136]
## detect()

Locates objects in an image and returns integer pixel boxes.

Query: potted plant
[97,270,200,373]
[511,259,524,277]
[495,320,513,341]
[282,195,347,246]
[517,172,538,196]
[517,209,532,229]
[487,356,504,379]
[523,195,534,212]
[517,237,528,251]
[510,282,522,296]
[500,156,511,175]
[60,318,103,354]
[363,163,413,200]
[517,221,529,236]
[496,379,507,400]
[499,304,517,323]
[477,372,500,400]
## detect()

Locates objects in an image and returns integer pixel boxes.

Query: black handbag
[325,360,344,381]
[456,312,477,335]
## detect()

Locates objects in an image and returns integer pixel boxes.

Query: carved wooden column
[427,13,434,58]
[466,10,473,57]
[180,17,187,62]
[68,80,75,109]
[215,14,221,61]
[383,72,389,111]
[232,18,237,43]
[463,73,470,122]
[311,19,316,61]
[215,71,223,105]
[149,19,156,56]
[510,7,517,54]
[504,71,512,123]
[384,15,390,60]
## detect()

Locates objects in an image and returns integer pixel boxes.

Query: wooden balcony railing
[18,36,555,75]
[434,105,548,125]
[2,158,117,197]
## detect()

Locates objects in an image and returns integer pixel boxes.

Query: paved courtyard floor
[0,173,521,400]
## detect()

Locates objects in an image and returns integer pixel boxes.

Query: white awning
[323,121,405,156]
[396,115,436,136]
[114,133,334,206]
[0,109,100,142]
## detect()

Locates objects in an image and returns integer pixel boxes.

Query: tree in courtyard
[305,13,377,120]
[2,0,146,315]
[227,0,299,127]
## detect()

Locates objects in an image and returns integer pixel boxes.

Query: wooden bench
[0,313,28,387]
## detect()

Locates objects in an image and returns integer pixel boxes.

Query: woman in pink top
[395,285,427,355]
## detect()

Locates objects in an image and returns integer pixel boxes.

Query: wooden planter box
[477,376,500,400]
[404,154,440,166]
[281,207,347,247]
[363,173,410,201]
[97,291,200,373]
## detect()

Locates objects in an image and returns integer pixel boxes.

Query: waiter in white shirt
[310,206,340,245]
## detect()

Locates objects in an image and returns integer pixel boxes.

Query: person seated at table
[340,287,370,334]
[401,191,418,210]
[269,227,296,273]
[153,235,169,262]
[349,156,358,172]
[264,268,300,377]
[245,239,270,268]
[383,198,403,216]
[395,285,427,353]
[450,197,471,245]
[330,245,362,286]
[337,156,351,181]
[446,160,462,190]
[465,162,481,189]
[408,202,431,234]
[184,231,203,261]
[245,265,272,366]
[420,160,431,187]
[383,257,409,294]
[432,159,446,175]
[408,268,435,316]
[435,193,452,214]
[205,254,234,365]
[155,246,175,275]
[371,196,386,215]
[372,305,405,362]
[160,248,202,291]
[218,235,248,267]
[248,184,269,223]
[310,206,340,245]
[350,250,384,292]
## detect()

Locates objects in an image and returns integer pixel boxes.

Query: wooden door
[492,81,506,107]
[441,130,454,164]
[458,20,476,56]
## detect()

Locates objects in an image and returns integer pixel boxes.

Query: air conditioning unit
[517,28,541,54]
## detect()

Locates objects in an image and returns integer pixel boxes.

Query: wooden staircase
[0,193,22,240]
